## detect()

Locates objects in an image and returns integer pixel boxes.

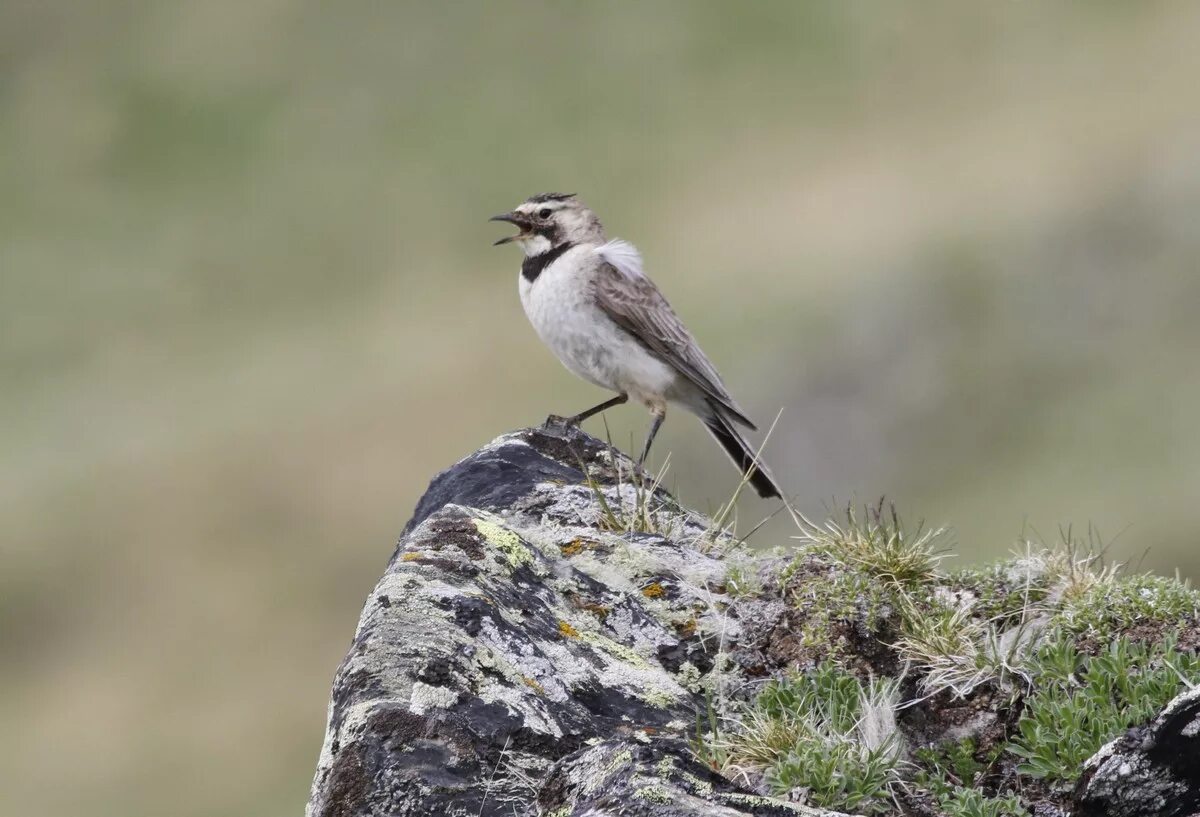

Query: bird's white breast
[518,247,676,403]
[520,245,681,405]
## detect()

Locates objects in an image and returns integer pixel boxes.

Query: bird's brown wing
[592,260,756,429]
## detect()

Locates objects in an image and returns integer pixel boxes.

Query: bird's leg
[636,408,666,468]
[544,393,628,428]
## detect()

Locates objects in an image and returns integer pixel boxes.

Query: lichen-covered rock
[1073,685,1200,817]
[307,423,1200,817]
[537,739,849,816]
[306,425,822,817]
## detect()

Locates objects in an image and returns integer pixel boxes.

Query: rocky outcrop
[1073,685,1200,817]
[306,424,1200,817]
[306,424,825,817]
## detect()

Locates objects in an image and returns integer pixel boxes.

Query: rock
[538,739,847,816]
[306,424,838,817]
[1073,685,1200,817]
[306,423,1200,817]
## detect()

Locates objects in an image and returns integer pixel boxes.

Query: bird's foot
[542,414,580,429]
[631,460,657,489]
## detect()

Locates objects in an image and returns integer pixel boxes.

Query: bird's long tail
[701,401,783,499]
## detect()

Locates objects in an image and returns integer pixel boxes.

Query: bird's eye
[538,208,552,219]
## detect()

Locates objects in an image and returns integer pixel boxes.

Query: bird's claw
[542,414,579,429]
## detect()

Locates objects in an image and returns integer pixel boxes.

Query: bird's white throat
[518,234,553,257]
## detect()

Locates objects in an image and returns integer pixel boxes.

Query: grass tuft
[699,662,904,815]
[795,500,948,587]
[895,598,1048,700]
[580,428,682,536]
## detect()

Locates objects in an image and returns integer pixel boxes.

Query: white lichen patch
[599,603,677,653]
[538,640,594,694]
[476,678,565,738]
[311,698,406,784]
[522,483,615,529]
[676,661,703,693]
[598,661,688,709]
[408,681,459,715]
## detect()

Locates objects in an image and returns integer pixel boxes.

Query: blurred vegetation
[3,2,1200,816]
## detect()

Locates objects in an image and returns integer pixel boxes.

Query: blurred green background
[4,2,1200,815]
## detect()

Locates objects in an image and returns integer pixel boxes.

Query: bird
[490,192,783,499]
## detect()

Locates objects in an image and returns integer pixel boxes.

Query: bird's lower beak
[490,212,532,246]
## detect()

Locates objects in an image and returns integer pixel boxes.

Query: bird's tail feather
[701,403,783,499]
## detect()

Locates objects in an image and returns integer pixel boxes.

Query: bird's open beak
[490,212,532,246]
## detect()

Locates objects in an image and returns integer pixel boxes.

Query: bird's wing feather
[592,240,755,429]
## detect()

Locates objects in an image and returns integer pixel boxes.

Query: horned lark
[490,193,782,499]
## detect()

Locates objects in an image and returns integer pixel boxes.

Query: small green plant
[702,662,904,815]
[1008,635,1200,784]
[724,558,762,598]
[914,739,1022,816]
[789,569,904,656]
[1055,572,1200,636]
[913,737,989,795]
[936,787,1026,817]
[795,500,947,587]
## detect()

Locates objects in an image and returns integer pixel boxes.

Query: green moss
[724,559,762,598]
[945,562,1051,622]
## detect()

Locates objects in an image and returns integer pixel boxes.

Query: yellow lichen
[640,687,678,708]
[400,552,422,562]
[559,538,586,556]
[641,582,666,598]
[633,785,672,804]
[577,601,611,622]
[522,676,545,695]
[557,620,579,638]
[579,631,649,668]
[472,518,533,567]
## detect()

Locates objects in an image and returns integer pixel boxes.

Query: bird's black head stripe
[528,192,575,204]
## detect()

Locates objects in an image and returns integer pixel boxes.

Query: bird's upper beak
[490,212,533,246]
